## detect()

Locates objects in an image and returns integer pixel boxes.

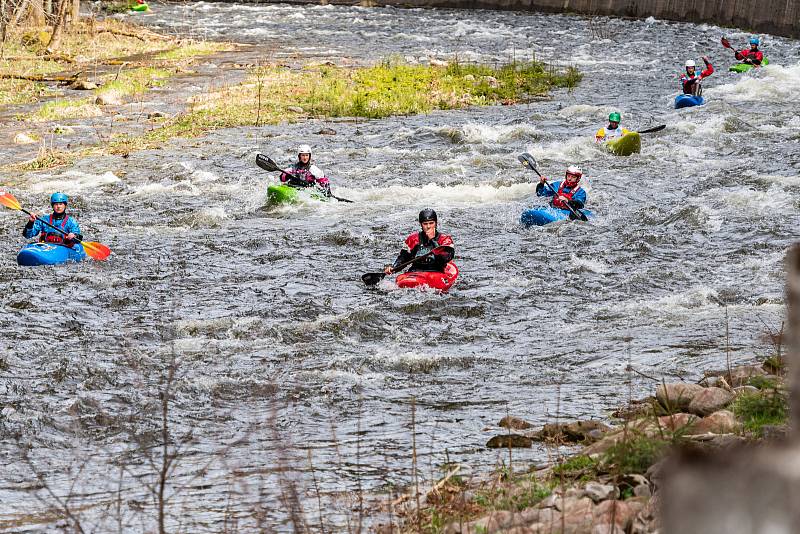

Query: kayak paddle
[721,36,755,65]
[0,191,111,261]
[637,124,666,134]
[517,153,588,222]
[255,153,354,203]
[361,246,451,287]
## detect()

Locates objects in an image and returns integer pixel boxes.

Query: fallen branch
[392,465,461,507]
[0,73,77,81]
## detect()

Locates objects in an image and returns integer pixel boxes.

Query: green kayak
[729,57,769,72]
[605,131,641,156]
[266,184,329,205]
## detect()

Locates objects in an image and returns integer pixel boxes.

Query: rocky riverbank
[392,356,787,533]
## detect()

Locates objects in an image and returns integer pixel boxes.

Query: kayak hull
[267,184,328,205]
[729,57,769,72]
[396,262,459,292]
[520,207,593,227]
[129,3,149,11]
[674,94,705,109]
[17,243,86,266]
[605,131,641,156]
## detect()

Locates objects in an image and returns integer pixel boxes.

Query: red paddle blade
[721,36,732,49]
[81,241,111,261]
[0,191,22,211]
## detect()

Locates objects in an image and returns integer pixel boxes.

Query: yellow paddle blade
[0,191,22,211]
[81,240,111,261]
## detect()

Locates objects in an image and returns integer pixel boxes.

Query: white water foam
[345,182,532,204]
[28,171,121,193]
[709,63,800,103]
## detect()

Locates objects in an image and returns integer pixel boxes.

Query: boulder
[147,111,170,119]
[316,127,337,135]
[705,365,767,387]
[499,415,532,430]
[95,91,123,106]
[593,499,638,531]
[584,482,619,503]
[70,80,98,90]
[687,387,735,416]
[535,420,612,443]
[657,412,698,432]
[52,125,74,135]
[656,383,704,411]
[486,434,532,448]
[761,424,789,442]
[688,410,737,434]
[286,105,304,113]
[13,133,37,144]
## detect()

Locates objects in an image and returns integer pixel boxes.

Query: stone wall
[272,0,800,39]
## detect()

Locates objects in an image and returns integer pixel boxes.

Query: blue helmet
[50,192,68,205]
[750,37,760,46]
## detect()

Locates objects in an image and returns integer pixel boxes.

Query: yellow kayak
[605,131,641,156]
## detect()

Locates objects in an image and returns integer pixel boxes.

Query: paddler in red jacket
[384,209,454,275]
[681,57,713,95]
[735,37,764,66]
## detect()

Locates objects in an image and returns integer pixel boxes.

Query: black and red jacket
[392,231,454,273]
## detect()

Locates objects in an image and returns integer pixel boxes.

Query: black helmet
[419,208,437,223]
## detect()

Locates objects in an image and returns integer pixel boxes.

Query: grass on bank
[732,387,788,436]
[0,19,231,115]
[109,58,581,154]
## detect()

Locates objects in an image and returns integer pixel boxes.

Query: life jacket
[404,231,454,271]
[552,182,582,210]
[40,214,70,245]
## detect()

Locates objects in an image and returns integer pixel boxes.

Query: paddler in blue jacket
[23,192,82,246]
[536,166,586,216]
[384,209,454,275]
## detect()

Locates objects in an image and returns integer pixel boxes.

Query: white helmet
[566,165,582,178]
[685,60,696,68]
[298,144,312,155]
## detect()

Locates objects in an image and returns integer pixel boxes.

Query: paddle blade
[0,191,22,211]
[361,272,386,286]
[518,152,538,170]
[637,124,666,134]
[721,36,732,49]
[332,194,354,203]
[255,153,280,173]
[80,241,112,261]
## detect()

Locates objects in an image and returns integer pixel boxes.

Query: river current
[1,1,799,531]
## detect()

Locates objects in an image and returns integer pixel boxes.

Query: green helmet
[609,112,621,123]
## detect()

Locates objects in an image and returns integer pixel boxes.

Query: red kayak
[395,262,459,292]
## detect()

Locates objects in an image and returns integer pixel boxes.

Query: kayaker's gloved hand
[65,233,76,241]
[702,56,710,66]
[27,212,37,223]
[383,265,394,275]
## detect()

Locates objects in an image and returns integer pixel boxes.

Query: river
[1,1,798,531]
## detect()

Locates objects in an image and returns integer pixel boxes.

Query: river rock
[95,90,123,106]
[657,412,697,432]
[316,127,337,135]
[593,499,639,531]
[13,133,37,144]
[147,111,170,119]
[705,364,767,387]
[656,383,704,411]
[486,434,532,448]
[70,79,97,90]
[688,410,737,434]
[584,482,619,503]
[286,105,304,113]
[535,420,611,443]
[761,424,789,441]
[499,415,532,430]
[482,75,500,88]
[687,387,735,416]
[52,124,74,135]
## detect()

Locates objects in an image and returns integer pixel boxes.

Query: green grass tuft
[733,389,787,436]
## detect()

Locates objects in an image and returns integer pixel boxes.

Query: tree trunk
[46,0,68,52]
[70,0,78,24]
[29,0,45,26]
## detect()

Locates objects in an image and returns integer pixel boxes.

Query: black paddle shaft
[255,154,353,203]
[20,207,86,243]
[517,153,588,222]
[361,246,449,286]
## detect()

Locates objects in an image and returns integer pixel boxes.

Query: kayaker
[735,37,764,66]
[536,166,587,215]
[681,57,713,96]
[383,209,454,275]
[23,192,82,246]
[595,112,631,142]
[280,144,331,196]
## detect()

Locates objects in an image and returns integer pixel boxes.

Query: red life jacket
[40,214,70,245]
[552,182,582,210]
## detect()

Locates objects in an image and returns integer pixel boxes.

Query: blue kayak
[520,207,593,226]
[674,94,705,109]
[17,242,86,266]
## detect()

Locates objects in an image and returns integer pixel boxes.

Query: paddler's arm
[385,247,415,274]
[430,246,454,271]
[536,177,555,197]
[23,214,40,238]
[567,189,586,210]
[700,56,713,77]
